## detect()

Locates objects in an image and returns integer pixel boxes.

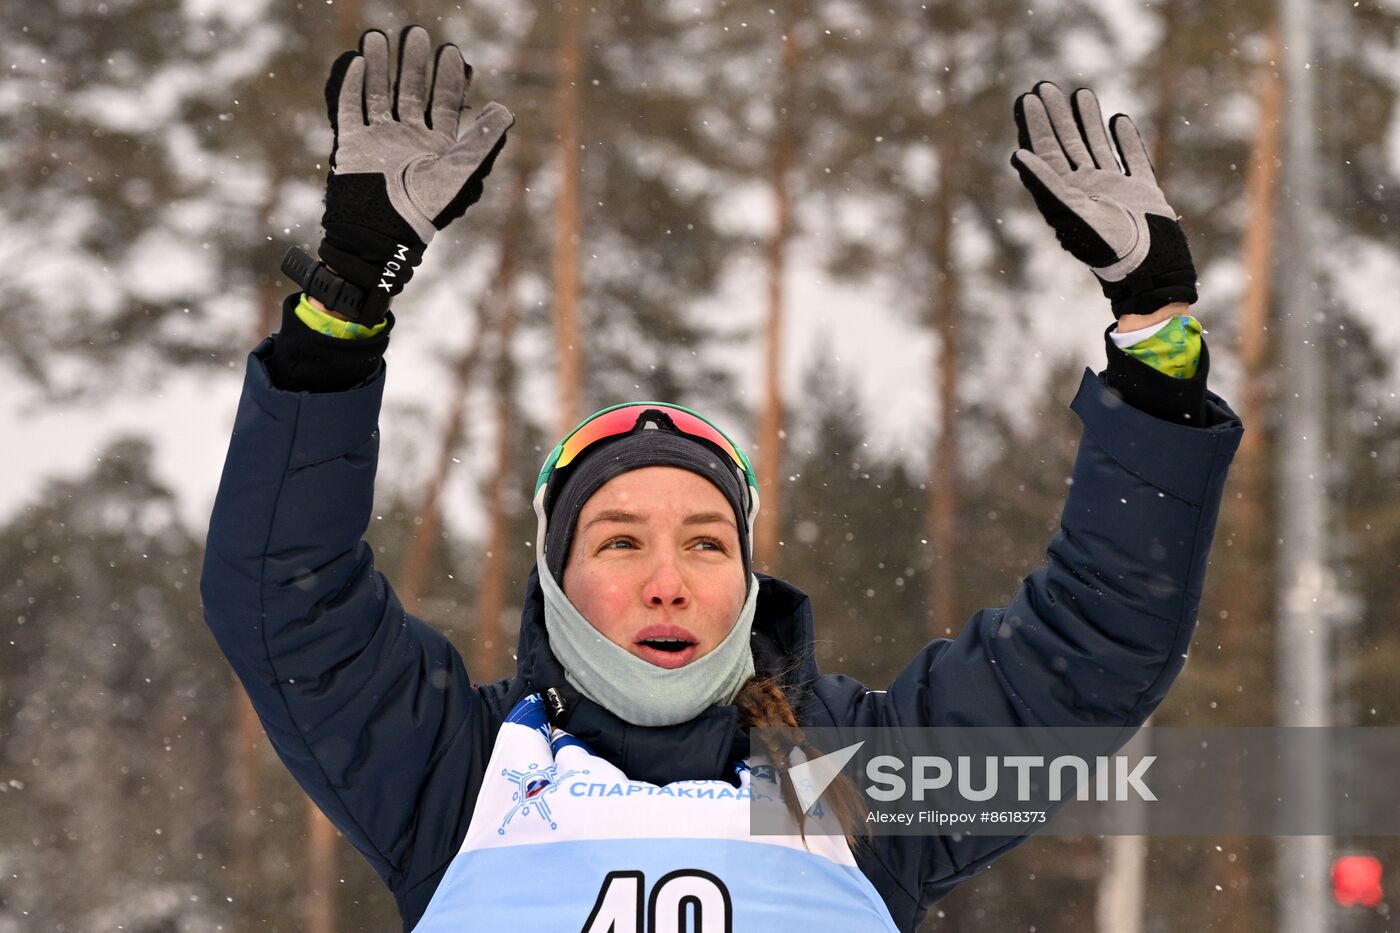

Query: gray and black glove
[1011,82,1197,318]
[319,25,515,324]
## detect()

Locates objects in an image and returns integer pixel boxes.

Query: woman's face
[562,466,747,669]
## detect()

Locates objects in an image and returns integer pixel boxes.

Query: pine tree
[0,440,227,928]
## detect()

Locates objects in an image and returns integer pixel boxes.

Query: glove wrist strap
[280,246,391,327]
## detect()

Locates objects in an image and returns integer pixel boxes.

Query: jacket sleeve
[199,335,493,921]
[812,363,1243,931]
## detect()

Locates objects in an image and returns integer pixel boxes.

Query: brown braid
[734,674,868,848]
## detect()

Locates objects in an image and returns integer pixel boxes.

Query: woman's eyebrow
[683,511,735,528]
[582,509,644,529]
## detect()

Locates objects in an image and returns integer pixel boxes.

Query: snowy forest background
[2,0,1399,930]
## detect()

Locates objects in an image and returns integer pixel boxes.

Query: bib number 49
[582,869,733,933]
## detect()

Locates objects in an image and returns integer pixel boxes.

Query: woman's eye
[599,537,727,552]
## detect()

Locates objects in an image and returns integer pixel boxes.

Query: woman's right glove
[318,25,515,325]
[1010,82,1197,319]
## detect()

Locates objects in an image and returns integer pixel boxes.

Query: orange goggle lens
[555,404,744,473]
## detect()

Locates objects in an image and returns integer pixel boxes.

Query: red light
[1332,855,1384,908]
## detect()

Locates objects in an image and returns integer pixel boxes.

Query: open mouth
[634,627,700,669]
[640,637,692,653]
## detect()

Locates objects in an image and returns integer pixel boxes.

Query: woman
[201,26,1243,932]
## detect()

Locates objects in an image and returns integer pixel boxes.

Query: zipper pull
[544,687,569,724]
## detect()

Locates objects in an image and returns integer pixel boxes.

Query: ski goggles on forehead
[536,402,758,507]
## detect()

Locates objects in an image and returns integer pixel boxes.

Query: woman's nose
[641,553,689,608]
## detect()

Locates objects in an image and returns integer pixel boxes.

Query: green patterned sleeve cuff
[267,291,394,393]
[1102,315,1209,427]
[1116,314,1202,379]
[293,293,390,340]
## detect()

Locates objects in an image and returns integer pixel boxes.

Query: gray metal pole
[1276,0,1334,928]
[1097,721,1149,933]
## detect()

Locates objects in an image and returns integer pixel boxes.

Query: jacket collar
[513,566,820,785]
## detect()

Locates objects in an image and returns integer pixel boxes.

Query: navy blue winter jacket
[201,332,1242,931]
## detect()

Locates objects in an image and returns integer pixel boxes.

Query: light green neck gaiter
[533,486,758,728]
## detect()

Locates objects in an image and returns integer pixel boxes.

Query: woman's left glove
[318,25,515,322]
[1010,82,1197,318]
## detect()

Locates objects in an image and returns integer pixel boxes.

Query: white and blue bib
[412,693,898,932]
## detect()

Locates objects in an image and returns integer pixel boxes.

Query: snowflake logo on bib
[497,761,584,835]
